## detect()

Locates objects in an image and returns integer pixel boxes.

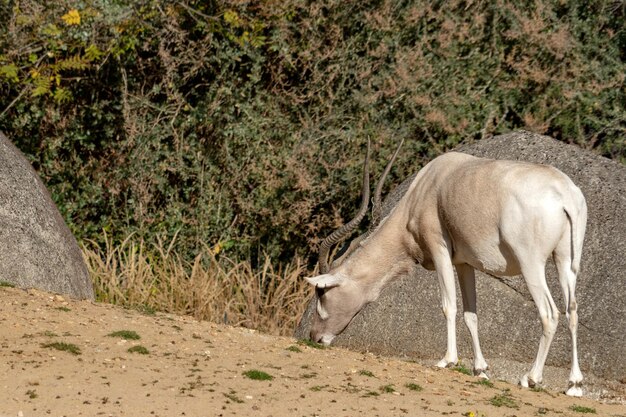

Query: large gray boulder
[296,131,625,382]
[0,132,93,299]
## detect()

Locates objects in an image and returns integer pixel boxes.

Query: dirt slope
[0,286,624,417]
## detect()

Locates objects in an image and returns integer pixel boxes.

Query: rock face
[296,131,626,381]
[0,132,93,299]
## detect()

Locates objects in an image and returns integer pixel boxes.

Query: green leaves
[31,76,51,97]
[0,64,19,82]
[84,44,103,62]
[0,0,624,271]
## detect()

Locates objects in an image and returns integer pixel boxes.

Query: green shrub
[1,0,623,271]
[570,405,597,414]
[489,391,518,408]
[453,363,472,376]
[243,369,273,381]
[406,382,423,392]
[107,330,141,340]
[41,342,81,355]
[297,339,326,350]
[127,345,149,354]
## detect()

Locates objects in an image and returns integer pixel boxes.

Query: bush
[1,0,624,267]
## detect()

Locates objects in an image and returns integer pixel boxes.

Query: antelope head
[306,139,403,345]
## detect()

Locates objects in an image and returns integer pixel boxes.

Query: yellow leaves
[223,10,241,28]
[211,240,234,255]
[222,9,266,48]
[61,9,81,26]
[212,242,223,255]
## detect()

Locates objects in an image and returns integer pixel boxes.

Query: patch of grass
[300,372,317,379]
[452,363,472,376]
[42,331,58,337]
[570,405,596,414]
[85,235,310,337]
[0,281,15,288]
[489,391,518,409]
[310,385,327,392]
[405,382,423,392]
[224,390,244,404]
[26,389,37,399]
[359,370,375,377]
[286,345,302,353]
[55,306,71,312]
[363,391,380,397]
[127,345,149,354]
[297,339,326,350]
[473,379,494,388]
[380,384,395,393]
[243,370,273,381]
[41,342,81,355]
[531,386,546,393]
[107,330,141,340]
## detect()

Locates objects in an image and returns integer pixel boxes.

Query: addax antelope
[306,141,587,397]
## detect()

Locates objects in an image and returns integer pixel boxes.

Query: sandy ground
[0,286,624,417]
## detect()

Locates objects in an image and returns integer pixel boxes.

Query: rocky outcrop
[0,132,93,299]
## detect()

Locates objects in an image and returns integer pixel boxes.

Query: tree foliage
[1,0,624,265]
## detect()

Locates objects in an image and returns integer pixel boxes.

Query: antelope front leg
[433,249,458,368]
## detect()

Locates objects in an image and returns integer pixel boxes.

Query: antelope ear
[305,274,344,289]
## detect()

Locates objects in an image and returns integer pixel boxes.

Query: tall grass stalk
[82,233,313,336]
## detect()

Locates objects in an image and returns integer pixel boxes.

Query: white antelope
[306,141,587,397]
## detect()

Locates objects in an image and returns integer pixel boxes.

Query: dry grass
[82,233,314,336]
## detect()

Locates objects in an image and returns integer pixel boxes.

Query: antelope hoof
[436,358,457,368]
[519,374,537,388]
[474,370,489,379]
[566,382,583,397]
